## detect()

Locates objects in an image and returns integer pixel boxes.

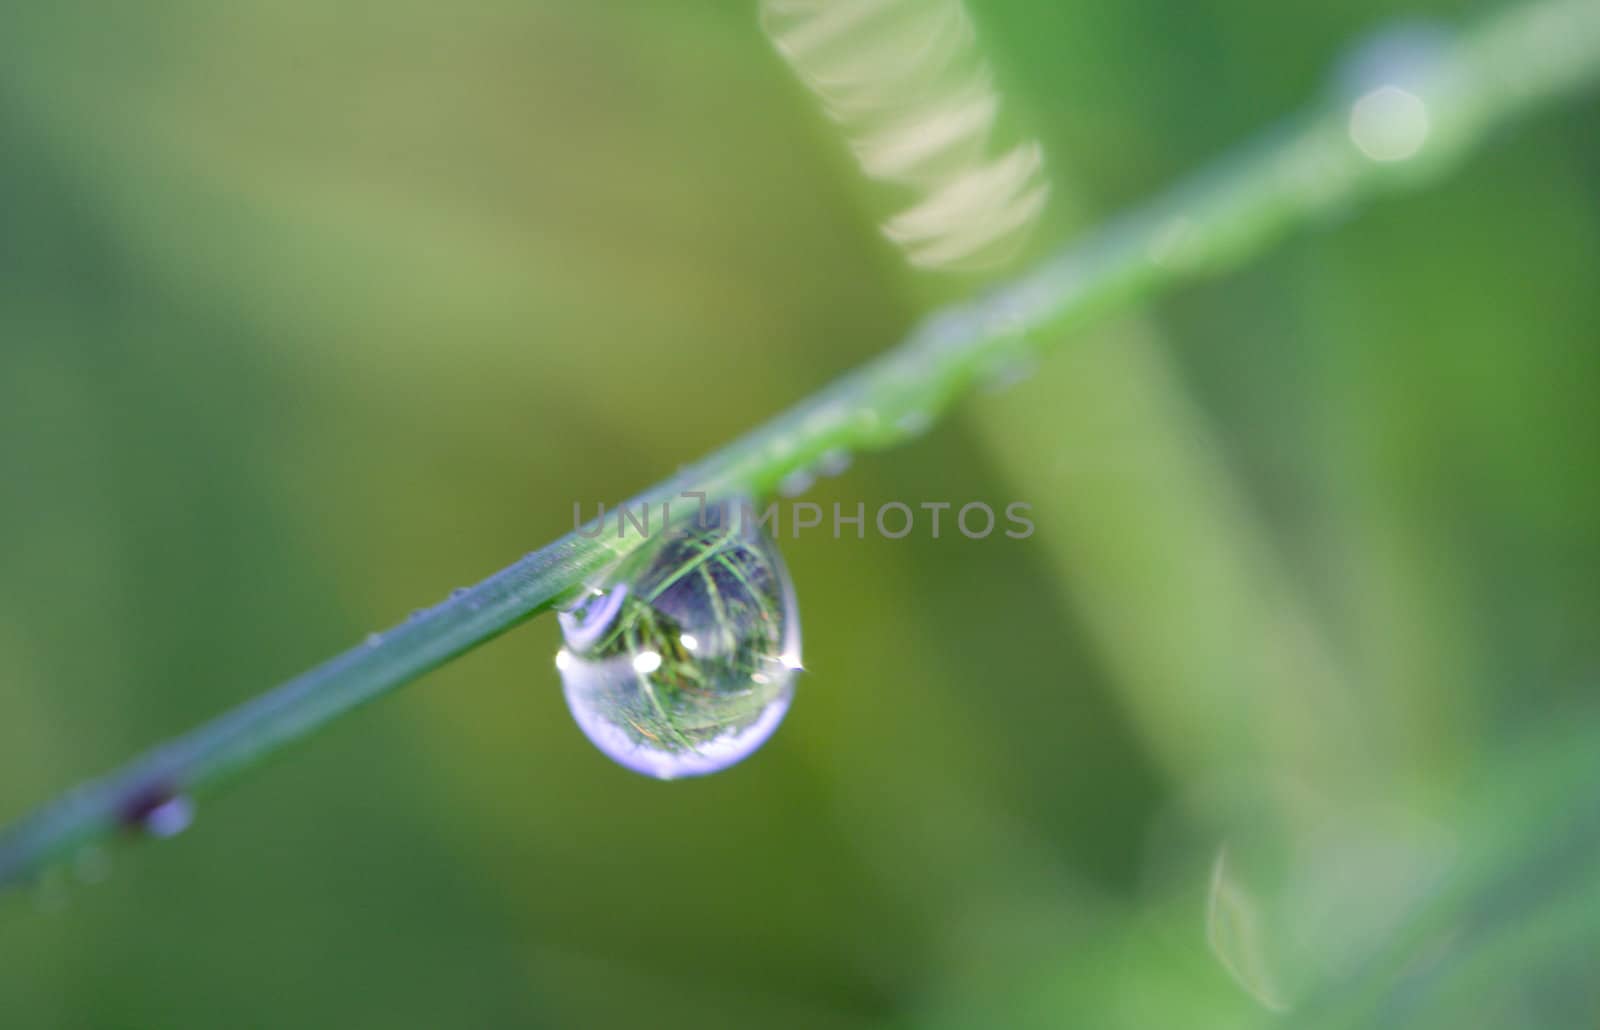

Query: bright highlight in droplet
[632,650,663,675]
[679,633,699,652]
[1349,85,1430,163]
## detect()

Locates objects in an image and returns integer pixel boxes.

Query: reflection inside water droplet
[555,499,801,779]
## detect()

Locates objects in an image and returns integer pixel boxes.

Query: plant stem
[2,0,1597,890]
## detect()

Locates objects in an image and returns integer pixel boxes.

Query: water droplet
[981,355,1038,393]
[1348,85,1429,163]
[555,499,801,779]
[895,410,934,439]
[121,787,196,839]
[1337,22,1451,165]
[142,797,195,838]
[816,449,853,478]
[365,632,383,647]
[778,468,816,498]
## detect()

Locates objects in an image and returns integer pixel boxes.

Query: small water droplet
[365,632,383,647]
[895,410,934,439]
[981,355,1038,392]
[1337,22,1451,165]
[142,797,195,839]
[1348,85,1430,163]
[555,498,801,779]
[121,787,196,839]
[815,449,853,478]
[778,468,816,498]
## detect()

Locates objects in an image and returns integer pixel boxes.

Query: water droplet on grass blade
[778,468,816,498]
[816,449,853,478]
[895,407,936,439]
[1348,85,1430,163]
[141,797,195,838]
[1337,22,1452,167]
[981,354,1038,393]
[120,787,196,839]
[142,797,194,838]
[555,499,801,779]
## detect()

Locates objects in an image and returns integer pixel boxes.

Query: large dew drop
[556,501,802,779]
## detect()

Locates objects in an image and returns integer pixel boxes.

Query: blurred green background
[2,1,1598,1026]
